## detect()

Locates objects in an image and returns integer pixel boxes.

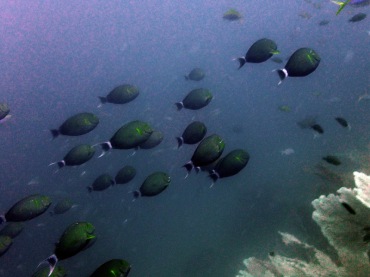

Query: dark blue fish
[311,124,324,134]
[323,155,341,166]
[349,13,367,22]
[276,48,320,84]
[335,117,349,128]
[350,0,370,7]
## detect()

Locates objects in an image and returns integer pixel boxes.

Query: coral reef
[236,172,370,277]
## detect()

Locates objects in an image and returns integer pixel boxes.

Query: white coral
[236,172,370,277]
[353,171,370,208]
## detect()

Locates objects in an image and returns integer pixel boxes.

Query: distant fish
[335,117,351,130]
[278,105,291,112]
[297,116,318,129]
[185,68,205,81]
[349,0,370,7]
[319,20,330,26]
[323,155,341,165]
[349,13,367,22]
[358,93,370,102]
[311,124,324,134]
[299,11,312,19]
[223,9,242,21]
[281,148,295,155]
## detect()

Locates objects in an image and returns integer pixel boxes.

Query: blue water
[0,1,369,276]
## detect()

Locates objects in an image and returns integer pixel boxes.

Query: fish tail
[183,161,193,174]
[87,186,93,193]
[48,161,61,173]
[50,129,59,139]
[175,102,184,110]
[133,190,141,198]
[237,57,246,69]
[184,75,189,80]
[57,161,66,168]
[97,142,112,158]
[48,160,66,170]
[0,215,6,224]
[98,96,107,104]
[37,254,58,277]
[176,137,184,148]
[276,69,288,85]
[209,170,220,183]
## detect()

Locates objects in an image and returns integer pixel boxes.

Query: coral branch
[237,172,370,277]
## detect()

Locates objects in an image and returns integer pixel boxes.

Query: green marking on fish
[32,199,42,208]
[83,118,91,125]
[127,87,134,94]
[218,139,225,150]
[279,105,291,112]
[136,128,142,135]
[307,54,315,64]
[235,156,242,162]
[270,50,280,55]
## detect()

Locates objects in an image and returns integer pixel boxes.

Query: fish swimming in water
[281,148,295,155]
[311,124,324,134]
[349,13,367,22]
[335,117,351,130]
[275,48,320,85]
[323,155,341,166]
[358,93,370,102]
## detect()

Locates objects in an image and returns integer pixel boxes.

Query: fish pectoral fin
[87,234,96,240]
[270,50,280,55]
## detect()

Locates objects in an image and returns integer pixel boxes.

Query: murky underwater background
[0,0,369,276]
